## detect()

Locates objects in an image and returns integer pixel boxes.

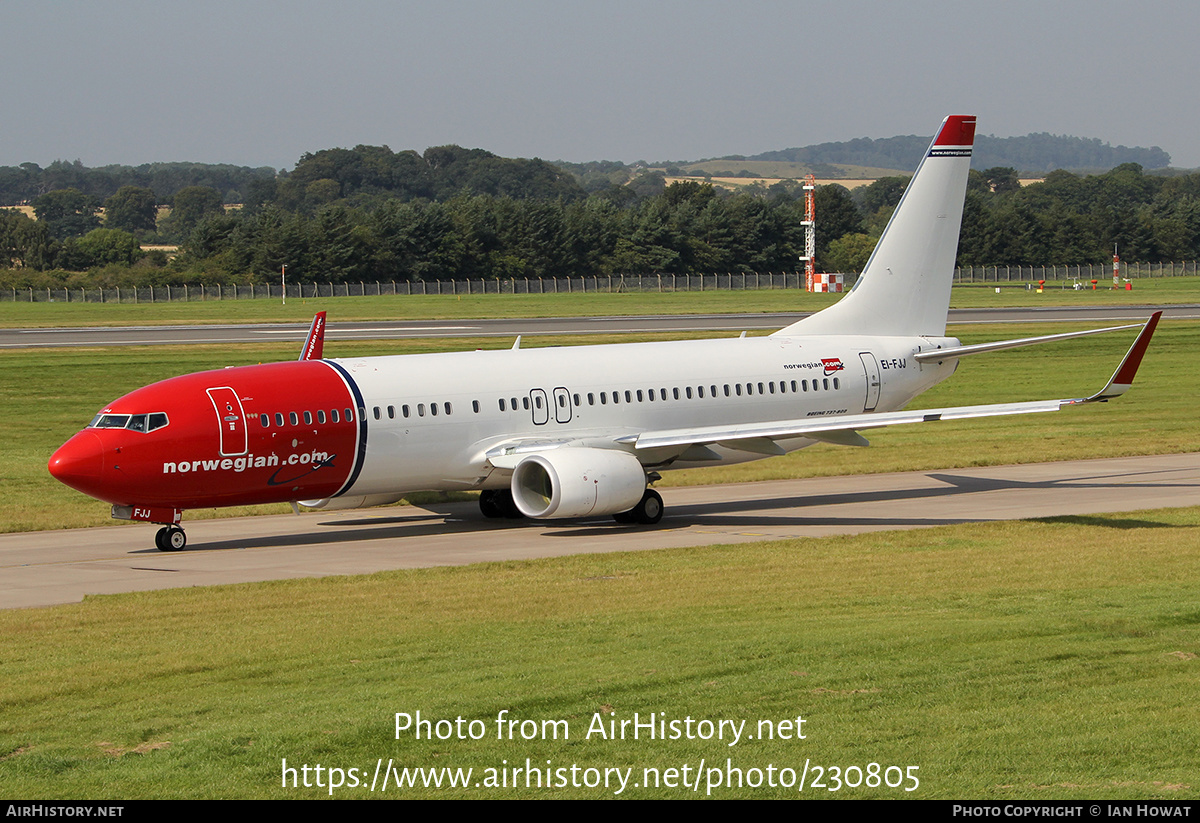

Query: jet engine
[510,448,646,519]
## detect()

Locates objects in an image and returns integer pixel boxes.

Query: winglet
[299,312,326,361]
[1077,311,1160,403]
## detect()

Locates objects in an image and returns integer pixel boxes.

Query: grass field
[0,276,1197,327]
[3,507,1197,798]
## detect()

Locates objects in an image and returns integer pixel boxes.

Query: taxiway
[3,452,1197,610]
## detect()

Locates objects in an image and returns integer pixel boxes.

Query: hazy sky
[5,1,1197,170]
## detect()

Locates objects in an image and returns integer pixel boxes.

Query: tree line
[5,142,1200,288]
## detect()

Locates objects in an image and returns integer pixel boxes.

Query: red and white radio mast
[800,174,816,288]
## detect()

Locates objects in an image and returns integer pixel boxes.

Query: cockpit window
[90,414,130,429]
[88,412,168,432]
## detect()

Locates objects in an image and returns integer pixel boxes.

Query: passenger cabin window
[317,410,327,424]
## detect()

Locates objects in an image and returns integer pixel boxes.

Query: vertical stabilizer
[774,115,976,337]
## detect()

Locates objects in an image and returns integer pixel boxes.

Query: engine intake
[511,449,646,519]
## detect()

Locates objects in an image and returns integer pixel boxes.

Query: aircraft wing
[483,437,587,470]
[620,311,1160,455]
[618,399,1065,453]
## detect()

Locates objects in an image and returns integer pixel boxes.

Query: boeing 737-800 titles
[49,116,1160,551]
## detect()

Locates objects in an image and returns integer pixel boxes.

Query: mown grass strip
[0,276,1198,327]
[2,508,1197,798]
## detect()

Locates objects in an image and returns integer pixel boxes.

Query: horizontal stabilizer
[913,321,1145,363]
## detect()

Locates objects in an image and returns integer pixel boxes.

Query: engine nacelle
[511,449,646,519]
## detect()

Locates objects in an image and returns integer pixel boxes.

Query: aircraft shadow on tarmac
[166,467,1193,553]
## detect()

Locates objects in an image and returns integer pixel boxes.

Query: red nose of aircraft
[48,431,110,502]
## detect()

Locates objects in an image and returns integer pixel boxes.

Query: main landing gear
[479,489,525,519]
[613,489,664,525]
[479,487,664,525]
[155,525,187,552]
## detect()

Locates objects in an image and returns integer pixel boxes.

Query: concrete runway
[1,305,1194,348]
[4,452,1197,610]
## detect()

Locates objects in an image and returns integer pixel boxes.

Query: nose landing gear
[155,526,187,551]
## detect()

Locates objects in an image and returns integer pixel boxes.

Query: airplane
[48,116,1161,552]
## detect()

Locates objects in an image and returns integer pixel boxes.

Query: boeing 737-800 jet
[48,116,1160,551]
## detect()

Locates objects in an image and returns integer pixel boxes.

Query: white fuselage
[335,332,959,496]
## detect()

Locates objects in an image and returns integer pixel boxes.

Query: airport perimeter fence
[4,272,811,303]
[3,262,1195,303]
[953,260,1198,283]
